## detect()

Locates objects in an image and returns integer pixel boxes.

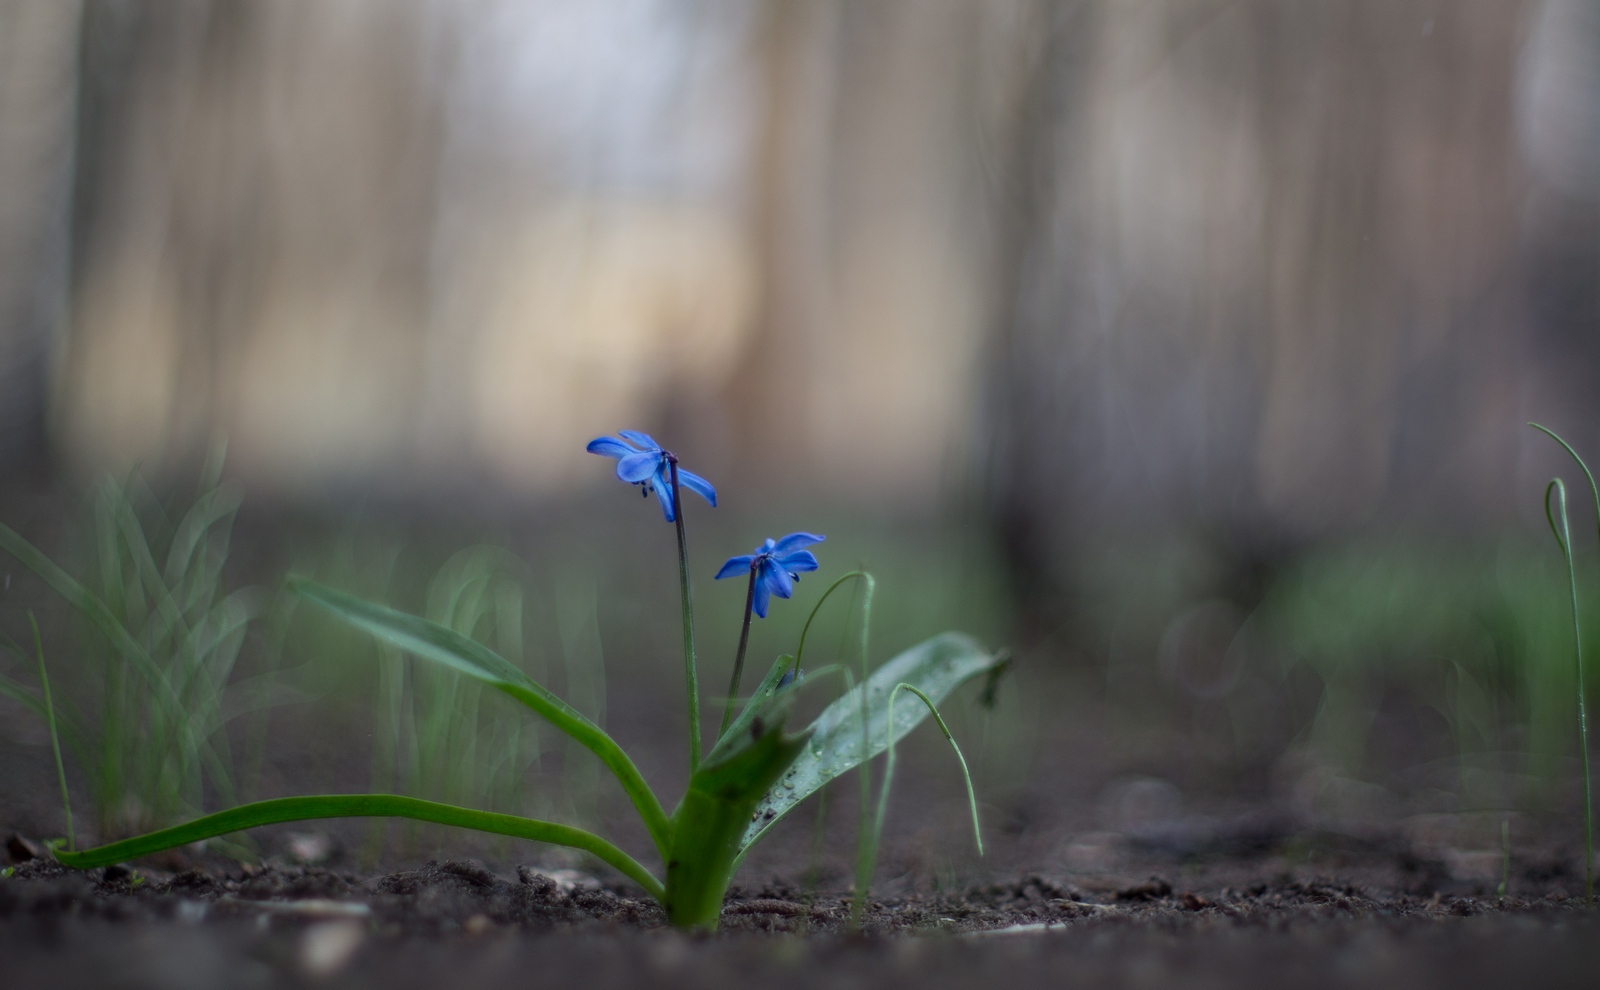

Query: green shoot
[1532,423,1597,906]
[31,612,74,852]
[801,781,831,931]
[788,569,880,924]
[853,579,875,929]
[1499,817,1510,898]
[1544,477,1591,905]
[853,683,983,927]
[795,571,877,673]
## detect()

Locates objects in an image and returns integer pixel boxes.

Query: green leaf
[705,654,794,765]
[739,632,999,852]
[692,678,809,802]
[52,793,663,901]
[665,682,810,929]
[289,578,671,858]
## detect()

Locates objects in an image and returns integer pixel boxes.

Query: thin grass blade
[31,613,75,851]
[1529,419,1593,908]
[853,682,981,926]
[0,521,234,804]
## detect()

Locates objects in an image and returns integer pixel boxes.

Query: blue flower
[586,430,717,522]
[714,533,825,618]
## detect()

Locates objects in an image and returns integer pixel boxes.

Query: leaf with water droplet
[738,632,999,852]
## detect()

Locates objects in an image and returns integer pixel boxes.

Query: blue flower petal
[586,436,637,459]
[616,451,660,484]
[774,549,820,573]
[651,479,677,521]
[773,532,825,554]
[752,578,772,618]
[676,468,718,507]
[618,430,660,450]
[759,560,795,600]
[715,555,754,580]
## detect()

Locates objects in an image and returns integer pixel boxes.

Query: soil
[5,829,1600,989]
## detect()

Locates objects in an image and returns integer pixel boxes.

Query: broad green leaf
[52,793,663,901]
[289,578,671,857]
[692,670,809,803]
[666,675,810,929]
[739,632,998,852]
[705,654,794,766]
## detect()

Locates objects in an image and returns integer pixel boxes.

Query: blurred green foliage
[9,464,1599,854]
[1077,533,1594,813]
[0,458,272,841]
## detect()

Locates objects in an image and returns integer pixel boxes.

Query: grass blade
[51,794,663,901]
[853,682,981,926]
[1533,422,1597,907]
[31,613,75,851]
[0,520,234,807]
[289,578,672,858]
[739,632,1000,852]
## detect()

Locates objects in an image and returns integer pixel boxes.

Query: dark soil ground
[6,827,1600,989]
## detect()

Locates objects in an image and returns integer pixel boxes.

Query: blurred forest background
[5,0,1593,524]
[5,0,1600,868]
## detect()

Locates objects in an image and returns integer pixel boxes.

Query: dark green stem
[670,459,701,774]
[719,567,757,737]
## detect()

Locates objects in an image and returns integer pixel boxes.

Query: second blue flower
[715,532,825,618]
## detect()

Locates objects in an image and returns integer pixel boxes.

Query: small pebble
[298,920,365,979]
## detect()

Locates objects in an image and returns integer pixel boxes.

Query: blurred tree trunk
[58,0,446,484]
[0,0,83,468]
[988,0,1539,606]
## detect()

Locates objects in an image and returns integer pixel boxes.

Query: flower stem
[719,567,757,738]
[670,459,702,774]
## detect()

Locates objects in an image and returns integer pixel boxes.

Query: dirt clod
[4,835,40,863]
[1115,877,1173,901]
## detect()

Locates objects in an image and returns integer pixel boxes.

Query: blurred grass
[1074,533,1598,817]
[0,458,272,843]
[9,469,1600,861]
